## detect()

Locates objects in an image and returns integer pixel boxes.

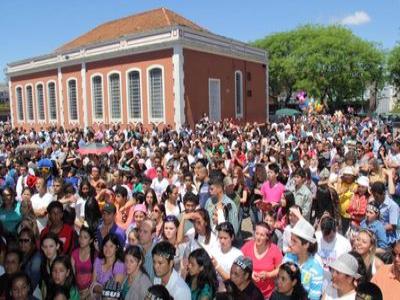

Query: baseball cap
[103,203,116,214]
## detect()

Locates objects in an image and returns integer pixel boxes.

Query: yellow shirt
[337,182,357,218]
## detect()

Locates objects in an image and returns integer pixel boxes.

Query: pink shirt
[261,181,285,204]
[241,240,283,298]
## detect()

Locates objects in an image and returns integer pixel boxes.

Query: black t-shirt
[238,281,264,300]
[270,291,293,300]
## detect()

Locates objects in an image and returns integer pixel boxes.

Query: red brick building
[6,8,268,130]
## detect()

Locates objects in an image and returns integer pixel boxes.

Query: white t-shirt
[185,228,219,257]
[154,269,191,300]
[151,177,169,200]
[31,192,54,232]
[316,231,352,287]
[212,245,242,280]
[324,285,356,300]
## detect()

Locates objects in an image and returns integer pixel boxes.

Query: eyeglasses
[18,238,31,244]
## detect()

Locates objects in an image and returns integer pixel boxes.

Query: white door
[208,78,221,122]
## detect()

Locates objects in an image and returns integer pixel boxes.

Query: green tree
[388,44,400,92]
[253,25,385,111]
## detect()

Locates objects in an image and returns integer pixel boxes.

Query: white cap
[356,176,370,187]
[328,253,361,279]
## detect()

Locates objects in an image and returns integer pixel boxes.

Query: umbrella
[77,143,113,155]
[275,108,301,117]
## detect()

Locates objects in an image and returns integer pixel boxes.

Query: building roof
[57,7,207,52]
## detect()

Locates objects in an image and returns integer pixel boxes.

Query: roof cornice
[6,26,267,78]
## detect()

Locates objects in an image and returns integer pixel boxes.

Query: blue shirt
[379,194,400,244]
[0,201,21,235]
[96,222,126,249]
[283,253,323,300]
[360,219,388,248]
[198,181,210,208]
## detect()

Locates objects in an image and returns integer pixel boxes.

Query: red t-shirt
[241,240,283,298]
[40,223,75,254]
[260,181,285,204]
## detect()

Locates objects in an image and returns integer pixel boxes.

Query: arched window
[235,71,243,117]
[15,87,24,121]
[36,84,45,121]
[26,85,34,121]
[68,79,78,121]
[92,75,103,120]
[148,67,164,120]
[127,70,141,120]
[47,82,57,121]
[108,73,121,120]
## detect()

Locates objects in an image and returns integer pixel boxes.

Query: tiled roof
[57,7,207,52]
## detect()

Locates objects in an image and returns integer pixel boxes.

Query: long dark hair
[279,262,308,300]
[79,226,96,271]
[46,255,77,300]
[84,196,101,230]
[281,191,295,216]
[194,208,212,244]
[124,245,148,277]
[186,248,218,298]
[99,233,124,274]
[78,178,95,199]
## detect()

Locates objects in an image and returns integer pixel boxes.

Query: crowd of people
[0,112,399,300]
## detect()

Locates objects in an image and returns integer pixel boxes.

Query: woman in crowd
[347,176,369,230]
[75,179,96,231]
[91,233,125,298]
[186,248,218,300]
[151,203,166,239]
[163,184,184,218]
[151,166,169,200]
[40,233,63,299]
[162,215,186,271]
[83,197,102,231]
[241,221,283,299]
[212,222,242,290]
[283,218,323,300]
[360,202,388,251]
[144,188,158,215]
[275,191,295,230]
[18,228,42,296]
[270,262,308,300]
[178,208,218,255]
[71,226,96,299]
[353,229,383,281]
[122,245,151,300]
[46,255,79,300]
[0,187,22,237]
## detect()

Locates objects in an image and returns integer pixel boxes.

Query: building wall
[10,70,58,129]
[183,49,267,126]
[10,49,174,129]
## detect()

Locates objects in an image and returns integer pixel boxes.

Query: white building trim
[172,44,185,128]
[107,70,123,123]
[14,84,24,123]
[66,77,80,124]
[7,26,267,78]
[46,80,58,123]
[25,83,35,122]
[9,80,14,125]
[35,81,46,123]
[81,62,88,128]
[146,64,166,124]
[125,67,143,123]
[57,67,64,126]
[90,73,105,124]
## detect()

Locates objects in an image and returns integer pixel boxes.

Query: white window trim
[25,84,35,122]
[46,80,58,123]
[35,82,46,123]
[15,85,24,122]
[146,65,166,124]
[126,67,143,123]
[66,77,79,124]
[107,70,123,123]
[234,70,244,118]
[90,73,105,124]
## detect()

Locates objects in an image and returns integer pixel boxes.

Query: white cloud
[339,11,371,26]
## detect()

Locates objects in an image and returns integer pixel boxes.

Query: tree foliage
[253,25,385,110]
[388,44,400,92]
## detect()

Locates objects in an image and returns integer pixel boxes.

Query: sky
[1,0,400,81]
